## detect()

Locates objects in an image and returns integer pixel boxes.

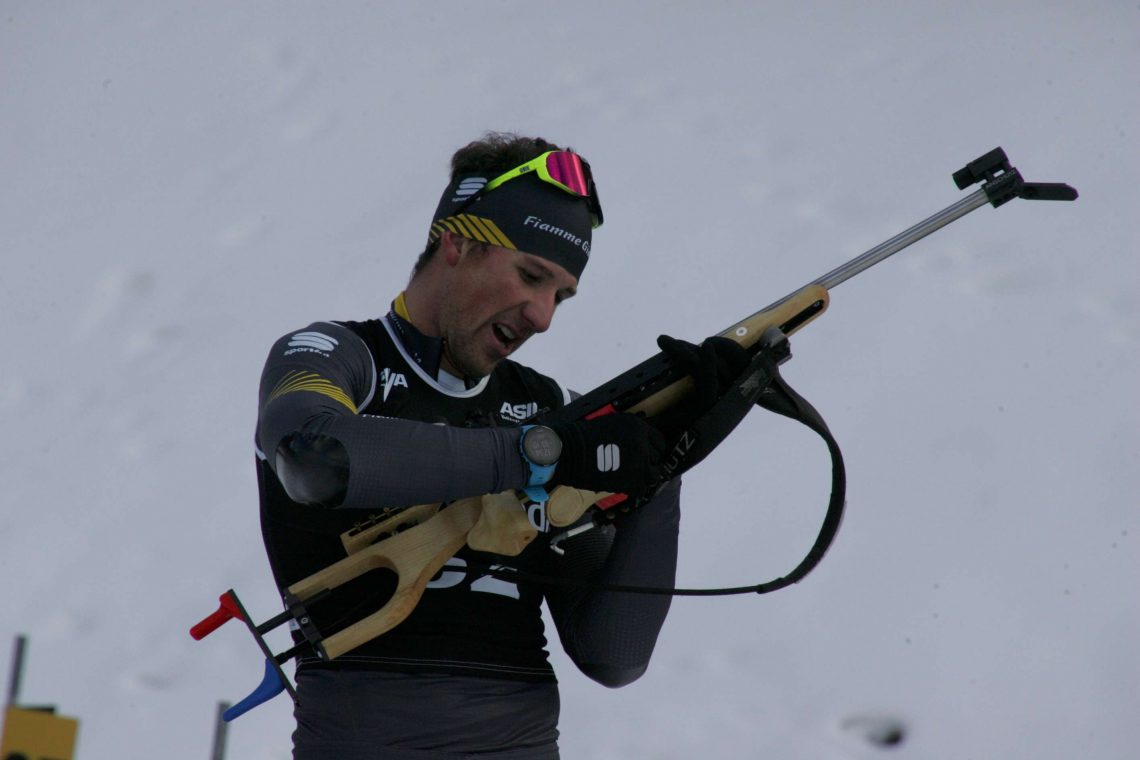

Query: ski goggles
[460,150,603,228]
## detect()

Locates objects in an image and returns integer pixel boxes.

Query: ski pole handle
[191,592,243,640]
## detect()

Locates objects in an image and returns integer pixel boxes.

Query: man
[255,133,740,759]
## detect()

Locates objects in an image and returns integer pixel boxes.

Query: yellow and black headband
[428,151,601,280]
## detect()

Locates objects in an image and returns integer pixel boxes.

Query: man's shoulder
[329,317,380,337]
[322,317,392,351]
[270,319,372,342]
[263,319,379,367]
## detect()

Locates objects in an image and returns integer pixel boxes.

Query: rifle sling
[454,358,847,598]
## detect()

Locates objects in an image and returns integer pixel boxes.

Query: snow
[2,2,1137,758]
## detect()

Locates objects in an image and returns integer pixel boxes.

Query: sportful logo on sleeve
[285,331,339,357]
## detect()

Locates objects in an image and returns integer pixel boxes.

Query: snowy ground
[2,2,1137,758]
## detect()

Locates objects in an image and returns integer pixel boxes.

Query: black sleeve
[542,479,681,687]
[255,322,529,509]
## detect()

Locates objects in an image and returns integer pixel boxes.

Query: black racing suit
[255,303,681,759]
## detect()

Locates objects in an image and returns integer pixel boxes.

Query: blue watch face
[523,426,562,466]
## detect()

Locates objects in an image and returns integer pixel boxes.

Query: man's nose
[522,291,557,334]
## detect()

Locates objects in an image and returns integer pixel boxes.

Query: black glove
[651,332,782,480]
[653,334,752,439]
[546,413,668,496]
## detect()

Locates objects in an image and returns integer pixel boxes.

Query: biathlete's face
[439,236,579,378]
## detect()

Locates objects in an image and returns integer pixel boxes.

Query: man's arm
[542,479,681,688]
[256,322,529,509]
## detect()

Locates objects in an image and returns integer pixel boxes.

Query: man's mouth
[492,323,522,351]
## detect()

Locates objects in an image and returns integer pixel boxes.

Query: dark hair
[411,132,569,278]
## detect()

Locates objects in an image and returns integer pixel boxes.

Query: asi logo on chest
[499,401,538,423]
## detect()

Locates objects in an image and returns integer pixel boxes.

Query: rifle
[190,147,1077,720]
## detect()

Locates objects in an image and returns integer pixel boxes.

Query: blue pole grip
[223,658,287,721]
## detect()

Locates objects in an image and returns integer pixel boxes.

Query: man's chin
[448,351,501,380]
[448,332,524,378]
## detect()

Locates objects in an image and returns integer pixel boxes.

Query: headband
[428,173,593,280]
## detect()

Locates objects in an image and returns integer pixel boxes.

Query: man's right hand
[546,414,667,496]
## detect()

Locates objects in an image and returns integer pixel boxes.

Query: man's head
[413,132,601,280]
[404,133,601,378]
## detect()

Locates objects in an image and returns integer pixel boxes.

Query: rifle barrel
[813,187,990,291]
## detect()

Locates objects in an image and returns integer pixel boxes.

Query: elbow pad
[274,432,350,508]
[581,663,648,689]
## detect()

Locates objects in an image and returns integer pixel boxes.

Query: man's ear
[441,230,464,266]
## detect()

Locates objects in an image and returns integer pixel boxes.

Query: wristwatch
[519,425,562,503]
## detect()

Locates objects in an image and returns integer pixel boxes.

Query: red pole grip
[190,592,244,640]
